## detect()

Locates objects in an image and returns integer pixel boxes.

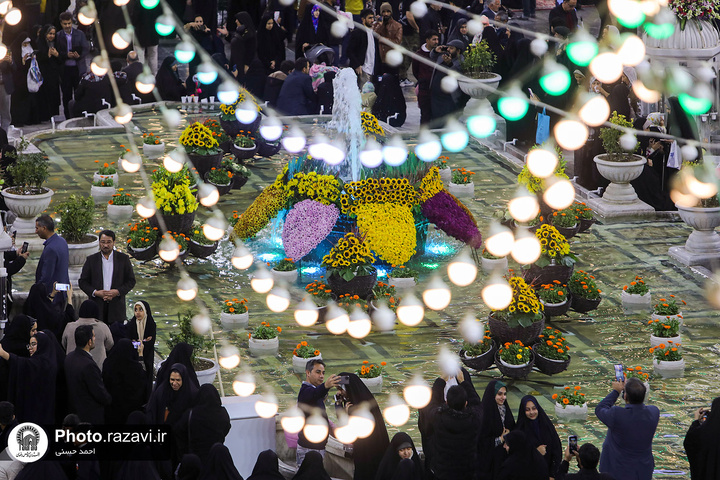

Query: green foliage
[389,265,419,280]
[462,41,497,76]
[548,208,578,228]
[188,222,214,245]
[568,270,602,300]
[251,322,281,339]
[462,329,493,357]
[56,195,95,243]
[168,309,214,365]
[92,178,114,187]
[600,112,639,160]
[206,167,232,185]
[273,258,296,271]
[648,317,680,337]
[234,132,256,148]
[6,153,49,193]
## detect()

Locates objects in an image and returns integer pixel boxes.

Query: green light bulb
[155,16,175,36]
[643,21,675,39]
[140,0,160,8]
[617,10,645,28]
[498,94,529,121]
[467,114,497,138]
[678,93,712,115]
[540,69,571,96]
[566,30,598,67]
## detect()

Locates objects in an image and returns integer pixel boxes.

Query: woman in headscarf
[515,396,562,479]
[502,38,541,147]
[115,411,163,480]
[10,34,39,127]
[0,314,35,357]
[257,13,285,73]
[0,331,58,424]
[292,451,330,480]
[147,363,198,425]
[448,20,472,51]
[667,95,702,166]
[243,59,267,99]
[497,430,549,480]
[177,454,203,480]
[218,12,257,79]
[176,384,231,464]
[247,450,284,480]
[199,443,244,480]
[102,338,148,425]
[294,5,322,60]
[376,432,424,480]
[336,372,390,480]
[155,342,200,390]
[477,380,515,480]
[317,70,336,115]
[71,70,114,118]
[24,282,69,339]
[684,397,720,480]
[155,56,185,101]
[36,24,62,122]
[127,300,156,388]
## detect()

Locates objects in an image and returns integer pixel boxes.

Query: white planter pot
[481,256,508,273]
[1,188,54,239]
[90,185,117,204]
[653,358,685,378]
[387,276,416,290]
[107,204,134,222]
[447,181,475,197]
[644,18,719,50]
[650,334,681,347]
[271,268,298,284]
[66,235,99,287]
[498,358,531,369]
[593,155,646,204]
[248,336,279,357]
[457,73,502,100]
[651,313,683,326]
[621,290,651,306]
[93,172,119,185]
[676,206,720,254]
[643,381,650,403]
[196,357,220,386]
[438,167,451,183]
[143,142,165,159]
[360,375,383,394]
[220,311,249,329]
[292,354,321,374]
[554,402,588,421]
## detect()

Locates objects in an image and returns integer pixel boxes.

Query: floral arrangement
[481,248,503,260]
[669,0,720,22]
[372,281,399,311]
[142,132,162,145]
[356,203,417,265]
[623,275,649,296]
[568,270,601,300]
[537,281,568,304]
[294,341,320,359]
[648,317,680,337]
[322,233,376,281]
[229,210,240,227]
[625,366,650,381]
[518,145,567,193]
[250,321,281,340]
[422,191,482,248]
[418,167,444,202]
[536,326,570,360]
[234,131,255,148]
[462,329,493,357]
[653,296,684,316]
[305,279,333,307]
[433,156,449,169]
[389,265,419,280]
[189,224,214,245]
[234,184,286,239]
[285,171,341,206]
[179,122,220,155]
[492,276,543,328]
[219,90,259,121]
[93,178,114,187]
[548,208,578,228]
[340,177,418,215]
[533,224,577,268]
[206,167,233,186]
[151,166,198,215]
[222,157,251,179]
[337,294,369,312]
[451,167,475,185]
[649,341,682,361]
[108,189,134,206]
[222,298,248,314]
[165,232,188,252]
[572,202,594,220]
[127,221,158,249]
[552,386,586,407]
[282,199,340,261]
[360,111,385,137]
[357,360,386,378]
[498,340,532,365]
[273,258,296,271]
[95,160,117,175]
[203,118,230,144]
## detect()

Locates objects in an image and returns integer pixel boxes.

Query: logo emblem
[7,423,48,462]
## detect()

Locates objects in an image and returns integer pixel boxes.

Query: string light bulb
[539,60,571,96]
[589,52,623,84]
[403,375,432,409]
[566,29,598,67]
[617,34,645,67]
[410,0,428,18]
[508,186,540,223]
[140,0,160,8]
[155,14,175,35]
[422,276,451,310]
[196,62,218,85]
[114,0,130,5]
[334,413,358,444]
[198,183,219,207]
[467,108,497,138]
[447,248,477,287]
[325,301,350,335]
[415,129,442,162]
[250,264,274,294]
[78,5,97,24]
[231,243,253,270]
[163,149,185,172]
[218,344,241,369]
[0,44,6,59]
[347,307,372,339]
[281,125,306,153]
[397,292,424,326]
[383,135,408,166]
[0,1,10,15]
[259,116,283,142]
[90,56,109,76]
[485,222,514,257]
[578,94,610,127]
[481,273,513,310]
[136,196,156,218]
[543,176,575,210]
[174,41,196,63]
[121,152,141,173]
[294,297,319,327]
[232,372,256,396]
[176,275,198,301]
[554,120,588,151]
[497,85,529,121]
[114,103,133,124]
[526,145,558,178]
[371,300,396,332]
[203,212,227,241]
[348,406,376,439]
[254,394,279,418]
[633,80,661,103]
[136,72,155,94]
[360,138,383,168]
[0,8,17,26]
[460,312,484,343]
[383,395,410,427]
[441,119,469,152]
[280,406,305,434]
[217,82,239,104]
[510,228,541,265]
[191,313,211,334]
[266,285,291,313]
[111,28,132,50]
[158,237,180,262]
[235,99,259,124]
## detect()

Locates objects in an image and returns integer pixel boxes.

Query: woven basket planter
[488,313,545,346]
[523,263,574,288]
[495,350,535,379]
[570,296,601,314]
[540,298,571,318]
[532,344,571,375]
[459,341,497,372]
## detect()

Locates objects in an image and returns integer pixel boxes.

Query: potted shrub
[305,279,334,323]
[179,122,222,177]
[203,118,232,153]
[149,166,198,234]
[434,156,451,182]
[573,202,595,233]
[481,248,508,273]
[621,275,651,311]
[648,317,681,347]
[357,360,386,393]
[650,341,685,378]
[533,326,571,375]
[568,270,602,313]
[231,131,258,160]
[625,366,651,403]
[323,233,377,298]
[107,188,134,222]
[188,223,219,258]
[218,90,261,138]
[2,150,53,242]
[675,191,720,259]
[523,225,577,287]
[204,166,233,196]
[56,194,97,286]
[93,160,120,185]
[220,298,249,329]
[547,208,580,239]
[142,132,165,159]
[594,112,647,204]
[248,321,281,357]
[495,340,534,379]
[292,341,322,374]
[488,275,545,345]
[167,309,218,385]
[652,296,684,325]
[126,220,159,261]
[553,386,588,421]
[537,281,570,318]
[448,167,475,197]
[90,177,116,203]
[387,265,418,290]
[459,327,496,372]
[222,157,252,189]
[518,145,567,215]
[458,40,500,99]
[271,257,298,283]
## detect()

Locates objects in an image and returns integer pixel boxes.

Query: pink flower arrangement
[282,199,339,261]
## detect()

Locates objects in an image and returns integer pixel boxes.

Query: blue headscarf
[311,5,320,33]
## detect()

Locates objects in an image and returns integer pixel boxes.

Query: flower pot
[142,142,165,159]
[66,234,99,287]
[233,175,249,190]
[570,295,601,313]
[578,218,595,233]
[293,354,322,374]
[248,336,279,357]
[107,204,134,222]
[219,140,233,154]
[651,313,683,326]
[327,269,377,298]
[537,192,553,217]
[128,243,157,261]
[488,313,545,346]
[93,172,119,185]
[621,291,651,313]
[187,152,223,178]
[148,211,196,234]
[653,358,685,379]
[522,263,574,288]
[532,344,571,375]
[387,276,416,290]
[438,167,451,183]
[231,142,258,160]
[447,181,474,197]
[676,205,720,255]
[460,341,498,372]
[271,268,298,284]
[481,256,508,273]
[220,311,249,329]
[540,298,570,318]
[650,334,681,347]
[360,376,383,394]
[90,185,116,204]
[256,140,281,158]
[2,187,54,242]
[554,402,588,421]
[593,154,647,204]
[220,118,242,138]
[457,73,502,99]
[552,223,580,240]
[195,357,220,385]
[495,350,535,379]
[203,173,233,196]
[189,239,219,259]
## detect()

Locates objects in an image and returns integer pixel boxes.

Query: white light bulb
[231,244,253,270]
[530,38,548,57]
[383,136,408,166]
[121,152,142,173]
[371,301,396,332]
[441,119,469,152]
[251,265,274,294]
[397,293,424,326]
[114,103,133,124]
[303,413,329,443]
[348,406,375,439]
[111,29,132,50]
[441,74,458,94]
[331,19,348,38]
[617,34,645,66]
[90,56,109,76]
[235,99,258,124]
[259,116,283,142]
[684,168,717,199]
[334,413,358,444]
[163,109,181,130]
[415,129,442,162]
[308,134,331,160]
[196,62,219,85]
[255,394,278,418]
[0,44,7,59]
[325,302,350,335]
[219,345,241,369]
[422,276,451,311]
[460,312,484,343]
[136,196,156,218]
[78,5,96,25]
[526,147,558,178]
[347,307,372,339]
[282,126,306,153]
[114,0,130,5]
[410,0,428,18]
[217,82,239,104]
[174,41,196,63]
[578,95,610,127]
[543,177,575,210]
[203,213,227,241]
[403,375,432,409]
[386,49,403,67]
[176,276,198,301]
[383,394,410,426]
[438,345,461,378]
[620,133,637,151]
[163,149,185,172]
[295,297,319,327]
[324,139,346,166]
[447,248,477,287]
[482,274,513,310]
[508,187,540,223]
[589,52,623,84]
[511,230,541,265]
[280,406,305,434]
[198,183,219,207]
[485,223,514,257]
[191,313,211,334]
[360,138,383,168]
[266,286,291,313]
[232,372,256,396]
[554,120,588,151]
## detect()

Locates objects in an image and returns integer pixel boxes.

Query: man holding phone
[556,442,614,479]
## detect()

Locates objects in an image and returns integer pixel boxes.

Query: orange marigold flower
[381,361,386,366]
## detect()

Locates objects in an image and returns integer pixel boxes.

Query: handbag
[536,108,550,145]
[27,55,43,93]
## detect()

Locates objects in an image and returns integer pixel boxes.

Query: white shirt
[101,250,114,291]
[363,28,375,76]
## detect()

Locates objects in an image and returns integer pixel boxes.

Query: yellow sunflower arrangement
[340,177,418,215]
[418,167,444,202]
[233,184,286,239]
[356,203,416,265]
[361,111,385,137]
[179,122,220,155]
[219,90,260,121]
[150,166,198,215]
[492,276,543,328]
[284,171,341,205]
[533,224,577,268]
[322,233,376,281]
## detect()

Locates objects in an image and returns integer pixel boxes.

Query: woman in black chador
[375,432,424,480]
[684,397,720,480]
[515,395,562,479]
[477,380,515,480]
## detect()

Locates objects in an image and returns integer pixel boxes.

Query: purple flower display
[283,199,340,261]
[421,191,482,248]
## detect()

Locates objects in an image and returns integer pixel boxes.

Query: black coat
[516,396,562,478]
[277,71,317,116]
[256,14,286,72]
[684,397,720,480]
[294,5,322,59]
[175,384,231,464]
[376,432,424,480]
[247,449,284,480]
[347,27,380,73]
[478,380,515,480]
[102,338,147,425]
[146,363,198,426]
[0,314,34,401]
[155,342,200,391]
[64,348,112,424]
[156,57,185,101]
[555,461,616,480]
[497,431,549,480]
[127,300,157,389]
[78,250,136,324]
[71,74,113,117]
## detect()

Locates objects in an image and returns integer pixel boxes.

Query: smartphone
[338,375,350,386]
[20,242,28,254]
[55,283,70,291]
[528,88,534,97]
[568,435,578,453]
[614,364,625,382]
[132,341,142,349]
[702,410,710,420]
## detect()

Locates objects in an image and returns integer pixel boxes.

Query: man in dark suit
[347,9,380,87]
[595,377,659,480]
[35,214,69,301]
[79,229,135,325]
[556,443,615,480]
[56,11,90,119]
[64,325,112,425]
[276,57,317,116]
